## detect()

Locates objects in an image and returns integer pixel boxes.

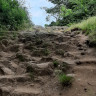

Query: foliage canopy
[0,0,31,30]
[45,0,96,26]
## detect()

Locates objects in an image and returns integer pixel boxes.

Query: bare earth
[0,27,96,96]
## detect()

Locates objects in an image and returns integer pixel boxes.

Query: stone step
[0,86,42,96]
[73,65,96,80]
[76,59,96,65]
[0,74,31,84]
[0,67,15,75]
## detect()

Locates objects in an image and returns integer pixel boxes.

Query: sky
[20,0,55,26]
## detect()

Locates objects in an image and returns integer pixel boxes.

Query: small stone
[67,74,75,77]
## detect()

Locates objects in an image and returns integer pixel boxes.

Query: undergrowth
[69,16,96,45]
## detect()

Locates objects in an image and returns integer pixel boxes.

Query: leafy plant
[0,0,31,31]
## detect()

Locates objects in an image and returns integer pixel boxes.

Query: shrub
[0,0,31,31]
[59,74,73,86]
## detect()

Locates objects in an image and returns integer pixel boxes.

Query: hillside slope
[0,27,96,96]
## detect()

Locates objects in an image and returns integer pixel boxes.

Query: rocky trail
[0,26,96,96]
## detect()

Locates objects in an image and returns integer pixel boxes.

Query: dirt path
[0,27,96,96]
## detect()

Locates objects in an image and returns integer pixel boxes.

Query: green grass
[69,16,96,44]
[59,74,73,86]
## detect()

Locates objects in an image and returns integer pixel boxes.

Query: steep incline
[0,27,96,96]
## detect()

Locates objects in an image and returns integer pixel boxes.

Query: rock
[67,74,75,77]
[0,67,15,75]
[36,62,52,69]
[26,62,53,76]
[76,61,82,65]
[77,44,82,47]
[71,28,81,32]
[24,42,33,50]
[8,44,19,52]
[1,39,9,47]
[40,57,53,62]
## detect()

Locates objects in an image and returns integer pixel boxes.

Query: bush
[0,0,31,31]
[59,74,73,86]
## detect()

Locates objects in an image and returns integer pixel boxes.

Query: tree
[44,0,68,20]
[0,0,31,30]
[45,0,96,26]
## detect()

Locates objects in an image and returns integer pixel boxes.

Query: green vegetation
[69,16,96,45]
[45,0,96,26]
[53,60,59,67]
[45,0,96,47]
[59,74,73,86]
[0,0,31,31]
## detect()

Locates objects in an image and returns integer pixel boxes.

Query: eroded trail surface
[0,26,96,96]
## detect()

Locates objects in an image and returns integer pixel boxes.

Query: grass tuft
[59,74,73,86]
[68,16,96,45]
